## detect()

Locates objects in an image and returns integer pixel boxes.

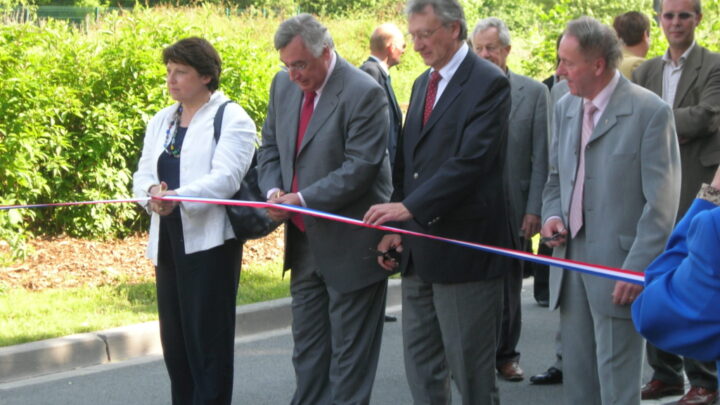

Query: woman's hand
[711,166,720,190]
[149,182,179,216]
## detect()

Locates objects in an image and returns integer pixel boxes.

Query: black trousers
[156,216,242,405]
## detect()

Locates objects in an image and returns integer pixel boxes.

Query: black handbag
[213,100,280,240]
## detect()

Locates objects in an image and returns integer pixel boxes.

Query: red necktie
[423,71,442,126]
[290,91,316,231]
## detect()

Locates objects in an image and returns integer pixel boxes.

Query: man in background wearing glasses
[633,0,720,403]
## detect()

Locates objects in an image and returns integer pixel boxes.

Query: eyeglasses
[407,26,444,41]
[280,61,308,72]
[661,11,696,20]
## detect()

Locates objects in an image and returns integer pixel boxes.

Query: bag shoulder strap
[213,99,258,166]
[213,100,234,144]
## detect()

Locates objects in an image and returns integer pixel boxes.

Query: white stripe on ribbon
[163,196,645,285]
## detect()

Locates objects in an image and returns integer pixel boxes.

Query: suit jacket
[257,55,393,293]
[633,45,720,213]
[633,195,720,361]
[542,75,681,317]
[505,71,550,245]
[359,57,403,167]
[393,50,512,283]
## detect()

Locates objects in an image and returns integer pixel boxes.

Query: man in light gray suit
[541,17,681,405]
[633,1,720,400]
[471,16,549,383]
[257,14,392,405]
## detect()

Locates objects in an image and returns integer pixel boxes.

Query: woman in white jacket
[132,37,256,405]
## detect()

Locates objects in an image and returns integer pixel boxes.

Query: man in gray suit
[632,0,720,402]
[360,23,406,169]
[541,17,681,405]
[471,16,549,383]
[257,14,392,405]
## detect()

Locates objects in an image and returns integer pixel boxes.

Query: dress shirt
[662,42,695,106]
[429,42,469,109]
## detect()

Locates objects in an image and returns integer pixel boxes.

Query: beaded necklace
[163,104,183,158]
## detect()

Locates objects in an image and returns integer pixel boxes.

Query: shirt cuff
[697,183,720,206]
[297,192,307,207]
[266,187,281,200]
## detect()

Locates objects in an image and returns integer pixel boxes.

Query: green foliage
[2,2,720,260]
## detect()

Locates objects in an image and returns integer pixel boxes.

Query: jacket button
[413,172,419,179]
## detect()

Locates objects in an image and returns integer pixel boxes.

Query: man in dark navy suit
[364,0,511,402]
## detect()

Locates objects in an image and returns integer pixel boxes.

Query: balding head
[369,23,406,67]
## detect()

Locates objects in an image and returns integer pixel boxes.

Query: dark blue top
[156,126,187,218]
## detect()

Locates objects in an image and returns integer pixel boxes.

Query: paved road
[0,279,684,404]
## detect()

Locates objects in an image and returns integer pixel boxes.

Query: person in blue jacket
[633,165,720,375]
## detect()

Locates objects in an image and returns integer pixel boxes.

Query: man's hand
[363,203,412,226]
[267,190,295,222]
[149,182,179,216]
[520,214,541,240]
[377,234,403,271]
[612,281,643,306]
[540,218,568,247]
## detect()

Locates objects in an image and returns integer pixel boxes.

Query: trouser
[647,344,718,389]
[496,257,522,366]
[156,216,242,405]
[288,228,387,405]
[402,263,503,405]
[559,230,644,405]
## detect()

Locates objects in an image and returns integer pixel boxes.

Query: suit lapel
[286,86,303,159]
[645,59,664,96]
[404,71,429,153]
[564,97,583,183]
[508,71,525,121]
[419,52,473,139]
[674,45,702,108]
[297,56,342,156]
[589,77,632,144]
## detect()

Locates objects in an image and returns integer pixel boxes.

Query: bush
[1,2,719,261]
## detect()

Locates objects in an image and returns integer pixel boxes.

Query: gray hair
[472,17,511,47]
[274,13,334,57]
[406,0,468,41]
[564,16,622,72]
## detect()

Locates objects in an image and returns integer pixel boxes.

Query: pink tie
[423,71,442,126]
[290,91,316,232]
[569,101,598,238]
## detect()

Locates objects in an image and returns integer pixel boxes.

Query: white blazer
[133,91,257,264]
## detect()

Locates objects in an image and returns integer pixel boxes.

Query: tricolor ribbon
[0,196,645,285]
[162,196,645,285]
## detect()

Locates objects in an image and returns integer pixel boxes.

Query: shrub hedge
[1,2,718,259]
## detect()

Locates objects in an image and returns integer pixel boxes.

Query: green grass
[0,260,288,347]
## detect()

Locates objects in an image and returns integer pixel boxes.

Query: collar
[586,70,621,113]
[315,51,337,99]
[431,42,468,83]
[369,55,389,75]
[662,41,695,67]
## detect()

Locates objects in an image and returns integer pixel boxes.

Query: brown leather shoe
[677,386,719,405]
[641,379,684,400]
[497,361,524,382]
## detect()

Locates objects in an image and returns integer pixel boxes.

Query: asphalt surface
[0,279,687,405]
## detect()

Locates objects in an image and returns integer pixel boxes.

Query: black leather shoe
[529,367,562,385]
[384,315,397,322]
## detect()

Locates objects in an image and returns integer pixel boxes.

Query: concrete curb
[0,279,401,383]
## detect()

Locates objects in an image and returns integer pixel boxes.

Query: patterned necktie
[569,101,598,238]
[290,91,316,232]
[423,71,442,126]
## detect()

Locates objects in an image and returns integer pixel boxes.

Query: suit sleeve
[632,198,720,360]
[258,74,284,196]
[525,85,550,216]
[622,102,681,272]
[402,74,511,224]
[674,56,720,141]
[541,102,563,222]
